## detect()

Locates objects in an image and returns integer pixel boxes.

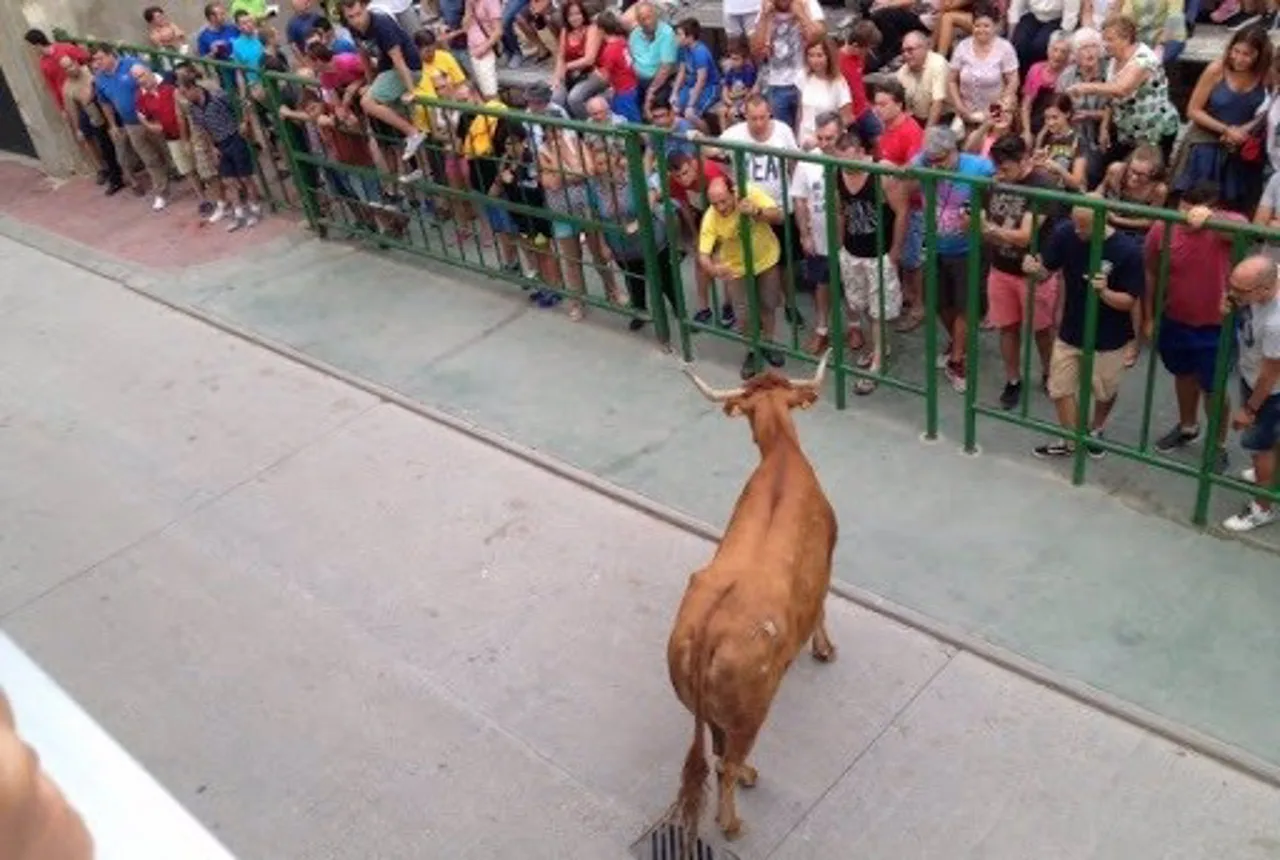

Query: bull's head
[681,350,830,418]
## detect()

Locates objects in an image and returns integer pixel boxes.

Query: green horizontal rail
[61,35,1280,532]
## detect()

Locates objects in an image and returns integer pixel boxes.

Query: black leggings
[618,244,677,314]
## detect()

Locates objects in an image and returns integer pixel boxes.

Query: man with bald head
[1023,203,1144,459]
[699,175,786,379]
[1222,255,1280,532]
[0,689,94,860]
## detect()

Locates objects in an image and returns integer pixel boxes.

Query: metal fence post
[624,131,670,347]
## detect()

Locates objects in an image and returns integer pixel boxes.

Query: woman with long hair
[551,0,606,118]
[797,36,853,147]
[1171,25,1270,212]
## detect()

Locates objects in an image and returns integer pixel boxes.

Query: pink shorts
[987,267,1058,332]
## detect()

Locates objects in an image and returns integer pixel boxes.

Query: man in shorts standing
[177,66,263,231]
[340,0,427,163]
[1144,183,1243,473]
[982,133,1062,409]
[1023,206,1144,458]
[1222,256,1280,533]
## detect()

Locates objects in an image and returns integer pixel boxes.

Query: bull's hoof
[812,644,837,663]
[718,815,743,840]
[738,764,758,788]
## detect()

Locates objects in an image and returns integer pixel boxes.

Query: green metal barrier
[63,37,1280,531]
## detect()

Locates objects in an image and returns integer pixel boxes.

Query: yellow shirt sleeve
[698,208,719,256]
[411,72,436,131]
[437,52,466,85]
[745,185,777,213]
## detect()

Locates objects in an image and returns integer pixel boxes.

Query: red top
[322,108,374,166]
[878,114,923,167]
[135,83,183,140]
[1144,214,1245,327]
[564,28,587,64]
[667,159,726,210]
[40,43,91,110]
[597,36,637,95]
[838,50,868,119]
[320,53,366,93]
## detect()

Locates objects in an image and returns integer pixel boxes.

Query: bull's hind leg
[716,725,763,839]
[811,604,837,662]
[713,724,758,790]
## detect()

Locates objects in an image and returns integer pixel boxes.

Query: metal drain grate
[629,820,741,860]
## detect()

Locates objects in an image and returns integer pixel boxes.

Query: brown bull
[667,351,838,849]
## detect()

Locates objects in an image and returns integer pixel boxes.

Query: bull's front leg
[811,604,836,662]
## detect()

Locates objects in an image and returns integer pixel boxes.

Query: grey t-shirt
[1238,291,1280,389]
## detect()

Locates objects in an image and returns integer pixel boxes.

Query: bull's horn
[681,363,746,402]
[792,349,831,390]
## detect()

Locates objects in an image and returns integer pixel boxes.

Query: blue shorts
[485,203,517,235]
[902,209,924,270]
[676,83,720,119]
[1240,382,1280,452]
[215,134,254,180]
[803,253,831,286]
[1158,318,1229,393]
[611,89,642,123]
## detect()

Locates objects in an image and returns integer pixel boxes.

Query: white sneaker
[401,131,427,162]
[152,196,167,211]
[207,201,227,224]
[399,169,424,184]
[246,204,261,228]
[226,206,246,232]
[1242,466,1258,483]
[1223,501,1279,533]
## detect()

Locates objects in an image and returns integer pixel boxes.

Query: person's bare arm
[885,177,909,263]
[948,68,970,120]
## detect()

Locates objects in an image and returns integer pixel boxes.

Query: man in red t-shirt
[24,29,89,112]
[871,78,925,330]
[1143,183,1244,468]
[668,151,732,326]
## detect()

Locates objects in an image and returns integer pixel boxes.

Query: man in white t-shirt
[1224,256,1280,533]
[748,0,825,129]
[790,111,841,354]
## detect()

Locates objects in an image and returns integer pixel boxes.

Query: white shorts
[840,250,902,320]
[471,52,499,99]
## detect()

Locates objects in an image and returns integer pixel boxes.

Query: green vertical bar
[1071,205,1106,486]
[1138,222,1173,450]
[733,154,761,368]
[1192,230,1247,525]
[262,72,320,232]
[922,177,939,440]
[873,171,886,387]
[624,131,670,345]
[1018,201,1040,417]
[962,177,982,453]
[824,163,847,409]
[654,140,692,359]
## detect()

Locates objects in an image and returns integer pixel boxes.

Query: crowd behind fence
[45,35,1280,535]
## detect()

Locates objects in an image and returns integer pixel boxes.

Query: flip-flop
[854,377,877,396]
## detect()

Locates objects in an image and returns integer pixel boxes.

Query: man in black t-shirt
[981,133,1064,410]
[339,0,426,163]
[1023,205,1144,459]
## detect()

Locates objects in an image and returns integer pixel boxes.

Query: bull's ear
[790,388,818,410]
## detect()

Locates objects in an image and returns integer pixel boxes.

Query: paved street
[3,235,1280,859]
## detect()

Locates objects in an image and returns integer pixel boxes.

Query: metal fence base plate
[629,820,741,860]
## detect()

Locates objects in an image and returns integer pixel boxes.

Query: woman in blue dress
[1173,25,1270,212]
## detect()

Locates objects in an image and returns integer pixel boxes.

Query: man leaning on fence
[1223,256,1280,533]
[1024,204,1144,459]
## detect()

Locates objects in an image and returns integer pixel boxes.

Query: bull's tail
[674,584,734,860]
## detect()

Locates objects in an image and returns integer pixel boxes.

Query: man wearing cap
[905,125,994,392]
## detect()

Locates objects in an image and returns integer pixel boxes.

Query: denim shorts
[1240,382,1280,453]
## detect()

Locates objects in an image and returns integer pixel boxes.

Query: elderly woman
[1172,25,1270,213]
[1068,14,1178,165]
[1021,29,1072,142]
[585,136,678,335]
[948,2,1020,129]
[1055,26,1107,186]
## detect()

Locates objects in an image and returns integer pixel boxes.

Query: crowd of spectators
[21,0,1280,532]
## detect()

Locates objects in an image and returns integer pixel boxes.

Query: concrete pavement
[4,234,1280,859]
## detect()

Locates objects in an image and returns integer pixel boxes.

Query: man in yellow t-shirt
[699,176,786,379]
